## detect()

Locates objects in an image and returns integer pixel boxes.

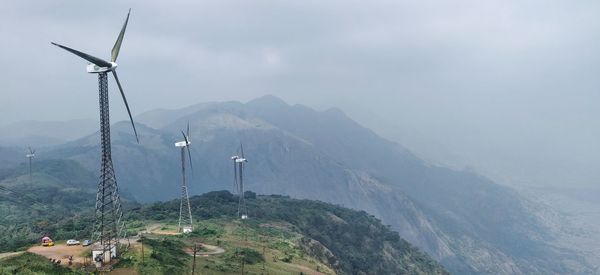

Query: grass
[174,218,336,275]
[0,217,335,274]
[0,252,85,275]
[1,191,448,274]
[89,217,335,275]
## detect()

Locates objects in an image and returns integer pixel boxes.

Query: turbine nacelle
[235,143,247,163]
[176,122,192,148]
[175,140,190,147]
[235,158,247,163]
[87,62,117,73]
[176,122,194,172]
[26,147,35,158]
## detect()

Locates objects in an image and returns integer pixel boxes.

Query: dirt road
[28,244,88,265]
[147,223,225,257]
[145,223,181,235]
[184,243,225,256]
[0,251,23,260]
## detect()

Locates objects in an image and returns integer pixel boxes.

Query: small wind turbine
[25,147,35,183]
[175,123,194,233]
[231,143,248,219]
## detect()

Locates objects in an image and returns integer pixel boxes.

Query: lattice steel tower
[25,147,35,184]
[231,143,248,219]
[175,124,194,233]
[92,72,127,262]
[52,10,138,266]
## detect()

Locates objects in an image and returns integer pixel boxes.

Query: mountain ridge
[3,95,592,274]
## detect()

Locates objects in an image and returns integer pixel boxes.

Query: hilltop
[134,191,448,274]
[0,162,447,274]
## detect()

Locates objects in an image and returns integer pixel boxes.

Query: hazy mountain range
[0,119,96,147]
[0,95,594,274]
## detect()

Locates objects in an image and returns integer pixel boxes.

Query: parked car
[66,239,80,246]
[41,236,54,247]
[82,239,92,246]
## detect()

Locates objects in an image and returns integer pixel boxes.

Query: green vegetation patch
[141,238,190,275]
[0,252,84,275]
[0,160,98,253]
[130,191,448,274]
[227,247,264,265]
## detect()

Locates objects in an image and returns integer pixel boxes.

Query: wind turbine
[25,147,35,183]
[51,9,137,265]
[231,143,248,219]
[175,123,194,233]
[231,155,239,196]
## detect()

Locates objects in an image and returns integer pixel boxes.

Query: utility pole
[243,220,248,241]
[28,156,32,183]
[192,244,197,275]
[262,245,266,271]
[140,233,144,266]
[241,256,245,275]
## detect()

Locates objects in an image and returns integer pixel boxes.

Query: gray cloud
[1,0,600,188]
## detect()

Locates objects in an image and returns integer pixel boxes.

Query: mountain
[0,119,96,147]
[0,146,23,169]
[0,162,448,275]
[18,95,592,274]
[0,119,98,169]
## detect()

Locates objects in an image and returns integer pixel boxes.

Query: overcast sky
[1,0,600,188]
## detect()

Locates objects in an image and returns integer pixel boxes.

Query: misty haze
[1,1,599,274]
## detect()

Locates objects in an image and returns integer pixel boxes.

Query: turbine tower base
[92,72,127,265]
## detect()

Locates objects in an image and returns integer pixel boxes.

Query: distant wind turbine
[231,143,248,219]
[25,147,35,183]
[175,122,194,233]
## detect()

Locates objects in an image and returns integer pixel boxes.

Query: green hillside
[0,160,97,253]
[135,191,448,275]
[0,253,84,275]
[0,163,447,274]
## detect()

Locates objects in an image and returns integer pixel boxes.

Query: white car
[66,239,80,246]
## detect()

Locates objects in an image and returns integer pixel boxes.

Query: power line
[0,184,47,209]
